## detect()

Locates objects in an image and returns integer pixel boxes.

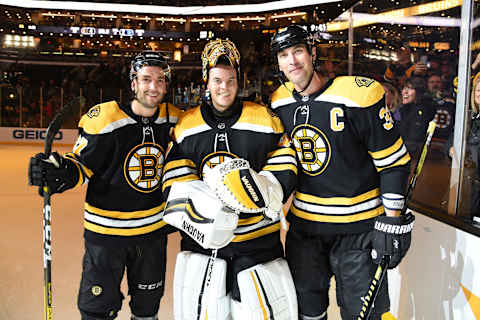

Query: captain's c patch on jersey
[124,142,165,193]
[291,124,331,176]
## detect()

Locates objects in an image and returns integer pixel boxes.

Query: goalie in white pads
[162,39,298,319]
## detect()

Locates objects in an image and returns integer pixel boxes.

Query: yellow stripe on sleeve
[162,174,199,192]
[369,138,404,159]
[376,153,411,172]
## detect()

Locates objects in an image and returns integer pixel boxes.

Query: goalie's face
[207,64,238,113]
[131,66,167,115]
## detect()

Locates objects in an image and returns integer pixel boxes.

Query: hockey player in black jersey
[161,39,298,319]
[270,25,414,319]
[28,51,182,320]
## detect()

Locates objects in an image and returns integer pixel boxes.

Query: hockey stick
[357,120,437,320]
[41,96,85,320]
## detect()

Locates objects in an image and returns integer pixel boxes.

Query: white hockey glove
[164,180,239,249]
[203,158,283,220]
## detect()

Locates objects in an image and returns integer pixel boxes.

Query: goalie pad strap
[173,251,230,320]
[232,258,298,320]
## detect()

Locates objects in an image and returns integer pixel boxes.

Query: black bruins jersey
[64,100,182,246]
[271,76,411,235]
[162,99,297,251]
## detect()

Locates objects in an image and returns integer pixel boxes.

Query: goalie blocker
[173,251,298,320]
[203,158,284,221]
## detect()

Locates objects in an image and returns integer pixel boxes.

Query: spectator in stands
[384,47,427,88]
[469,73,480,225]
[426,74,444,102]
[398,77,437,157]
[381,81,401,120]
[425,73,456,141]
[447,73,480,225]
[174,83,183,106]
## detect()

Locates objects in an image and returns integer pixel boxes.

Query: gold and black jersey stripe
[271,76,410,234]
[64,101,181,245]
[163,100,296,243]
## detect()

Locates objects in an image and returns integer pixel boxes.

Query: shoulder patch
[354,76,375,87]
[318,76,384,108]
[87,105,101,118]
[79,101,131,135]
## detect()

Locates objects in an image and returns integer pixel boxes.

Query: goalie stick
[357,120,437,320]
[41,96,85,320]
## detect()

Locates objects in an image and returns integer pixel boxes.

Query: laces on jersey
[142,125,156,144]
[293,104,310,126]
[214,131,231,152]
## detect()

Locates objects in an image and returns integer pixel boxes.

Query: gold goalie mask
[201,39,241,83]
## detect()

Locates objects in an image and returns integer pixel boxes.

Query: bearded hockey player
[161,39,298,319]
[28,51,182,320]
[269,25,414,319]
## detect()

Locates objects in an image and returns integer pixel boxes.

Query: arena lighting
[271,12,307,19]
[0,0,340,15]
[81,13,118,19]
[42,12,75,17]
[338,12,460,27]
[230,16,265,21]
[191,17,225,23]
[327,0,462,31]
[156,17,187,23]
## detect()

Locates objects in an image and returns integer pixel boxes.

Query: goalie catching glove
[203,158,283,220]
[371,212,415,269]
[164,180,239,249]
[28,152,79,196]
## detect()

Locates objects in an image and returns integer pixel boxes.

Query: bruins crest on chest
[200,151,237,178]
[124,142,165,193]
[291,124,331,176]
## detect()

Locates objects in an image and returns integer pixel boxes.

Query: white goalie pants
[173,251,298,320]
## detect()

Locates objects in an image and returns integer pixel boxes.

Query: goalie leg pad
[231,258,298,320]
[164,180,239,249]
[173,251,231,320]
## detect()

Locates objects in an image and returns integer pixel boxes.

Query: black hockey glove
[371,212,415,269]
[28,152,79,196]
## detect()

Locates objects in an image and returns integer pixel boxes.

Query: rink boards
[1,128,479,319]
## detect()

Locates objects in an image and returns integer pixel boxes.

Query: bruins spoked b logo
[200,151,237,178]
[291,124,331,176]
[124,143,165,193]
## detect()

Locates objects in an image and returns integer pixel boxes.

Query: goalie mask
[130,51,171,82]
[270,25,313,61]
[201,39,241,83]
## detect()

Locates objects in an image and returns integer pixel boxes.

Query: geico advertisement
[0,127,77,144]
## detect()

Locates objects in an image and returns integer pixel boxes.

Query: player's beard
[135,90,164,109]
